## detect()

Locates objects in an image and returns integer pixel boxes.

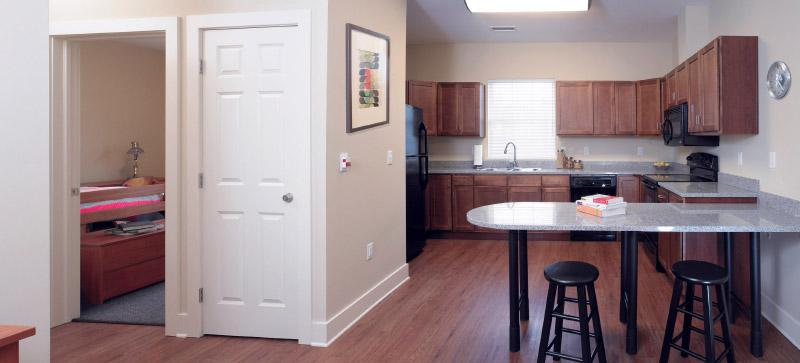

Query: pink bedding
[79,186,162,214]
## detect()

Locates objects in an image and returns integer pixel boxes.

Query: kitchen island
[467,202,800,357]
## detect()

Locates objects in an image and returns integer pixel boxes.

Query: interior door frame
[185,11,313,343]
[49,17,185,334]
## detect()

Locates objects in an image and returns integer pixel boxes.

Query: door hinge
[199,59,205,74]
[199,288,204,303]
[198,173,204,188]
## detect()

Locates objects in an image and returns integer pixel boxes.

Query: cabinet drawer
[542,175,569,187]
[474,175,507,186]
[508,187,542,202]
[542,187,570,202]
[508,175,542,187]
[452,174,474,186]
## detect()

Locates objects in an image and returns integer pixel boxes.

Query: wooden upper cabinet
[687,55,703,133]
[436,82,485,137]
[407,80,438,136]
[592,82,616,135]
[675,63,689,104]
[636,78,662,136]
[660,77,669,118]
[665,71,676,106]
[699,40,721,134]
[556,81,594,135]
[437,83,459,136]
[614,82,637,135]
[617,175,640,203]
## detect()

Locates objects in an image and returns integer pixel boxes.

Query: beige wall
[326,0,408,318]
[79,39,166,183]
[0,0,50,361]
[407,42,679,162]
[676,0,800,346]
[50,0,320,21]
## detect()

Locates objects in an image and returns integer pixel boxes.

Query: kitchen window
[487,80,556,160]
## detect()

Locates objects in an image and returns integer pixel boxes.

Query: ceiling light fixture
[466,0,590,13]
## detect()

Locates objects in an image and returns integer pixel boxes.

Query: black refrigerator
[406,105,428,262]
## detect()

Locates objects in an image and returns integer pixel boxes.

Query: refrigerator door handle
[420,155,429,188]
[419,123,428,156]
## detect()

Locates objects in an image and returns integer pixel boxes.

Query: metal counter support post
[508,230,520,352]
[625,231,639,355]
[723,232,735,324]
[750,232,762,357]
[519,231,529,321]
[619,231,628,323]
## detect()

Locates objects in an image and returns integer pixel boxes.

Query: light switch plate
[366,242,374,260]
[339,152,351,172]
[637,146,644,156]
[386,150,393,165]
[737,152,744,166]
[583,146,590,155]
[769,152,777,169]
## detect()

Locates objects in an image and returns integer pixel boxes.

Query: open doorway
[71,35,167,325]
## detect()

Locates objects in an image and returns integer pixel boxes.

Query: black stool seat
[544,261,599,285]
[672,260,728,285]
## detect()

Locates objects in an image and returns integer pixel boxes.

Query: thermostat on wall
[339,152,351,172]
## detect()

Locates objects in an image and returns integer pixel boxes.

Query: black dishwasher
[570,175,618,241]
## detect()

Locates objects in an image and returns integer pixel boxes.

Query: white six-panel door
[201,25,310,339]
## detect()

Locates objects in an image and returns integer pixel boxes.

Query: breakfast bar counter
[467,202,800,356]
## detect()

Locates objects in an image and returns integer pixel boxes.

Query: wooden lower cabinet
[452,185,474,232]
[427,175,452,231]
[473,186,508,232]
[542,187,570,202]
[616,175,640,203]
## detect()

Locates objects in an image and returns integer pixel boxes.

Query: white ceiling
[407,0,708,44]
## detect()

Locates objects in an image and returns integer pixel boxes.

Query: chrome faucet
[504,142,518,169]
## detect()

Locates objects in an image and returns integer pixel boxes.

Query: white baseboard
[762,293,800,349]
[310,263,409,347]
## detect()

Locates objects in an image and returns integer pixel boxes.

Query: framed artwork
[346,23,390,133]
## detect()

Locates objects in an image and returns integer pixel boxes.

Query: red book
[593,196,624,205]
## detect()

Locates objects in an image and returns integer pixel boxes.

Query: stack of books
[109,221,163,236]
[576,194,627,217]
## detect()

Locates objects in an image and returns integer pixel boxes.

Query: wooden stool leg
[553,285,566,361]
[659,279,683,363]
[681,282,695,357]
[702,285,716,363]
[577,285,592,362]
[587,284,607,363]
[716,285,736,362]
[537,283,558,363]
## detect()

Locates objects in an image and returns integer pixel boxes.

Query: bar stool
[537,261,607,363]
[659,260,735,363]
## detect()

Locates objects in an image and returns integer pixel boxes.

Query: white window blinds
[487,80,556,160]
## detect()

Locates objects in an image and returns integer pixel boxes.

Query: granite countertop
[659,182,759,199]
[428,165,681,176]
[466,202,799,233]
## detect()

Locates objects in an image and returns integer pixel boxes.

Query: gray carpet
[75,282,165,326]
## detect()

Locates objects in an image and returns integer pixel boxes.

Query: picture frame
[346,23,390,133]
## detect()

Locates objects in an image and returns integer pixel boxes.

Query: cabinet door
[474,186,508,232]
[407,80,438,136]
[687,55,703,133]
[437,83,459,136]
[457,83,484,137]
[660,77,669,119]
[592,81,616,135]
[636,79,662,136]
[508,187,542,202]
[452,185,474,232]
[616,175,640,203]
[614,82,637,135]
[556,81,594,135]
[542,187,570,202]
[675,63,689,104]
[700,41,720,133]
[428,175,452,231]
[666,71,677,106]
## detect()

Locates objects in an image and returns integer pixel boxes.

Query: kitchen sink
[479,167,543,172]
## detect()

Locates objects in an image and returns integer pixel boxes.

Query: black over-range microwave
[661,103,719,147]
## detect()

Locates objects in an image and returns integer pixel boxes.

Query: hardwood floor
[52,239,800,362]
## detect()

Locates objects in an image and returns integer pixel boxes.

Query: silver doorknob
[282,193,294,203]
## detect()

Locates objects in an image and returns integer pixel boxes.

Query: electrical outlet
[583,146,590,155]
[386,150,393,165]
[366,242,374,260]
[769,152,777,169]
[636,146,644,156]
[737,152,743,166]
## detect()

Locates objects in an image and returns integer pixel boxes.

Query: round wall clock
[767,61,791,99]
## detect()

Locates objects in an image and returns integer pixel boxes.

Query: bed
[79,179,166,305]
